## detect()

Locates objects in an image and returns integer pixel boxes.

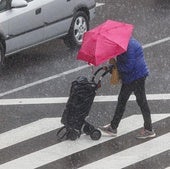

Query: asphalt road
[0,0,170,168]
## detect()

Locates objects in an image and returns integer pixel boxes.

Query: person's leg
[133,77,152,131]
[99,83,133,136]
[110,83,133,129]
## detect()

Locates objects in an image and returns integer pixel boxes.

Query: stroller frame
[57,67,110,141]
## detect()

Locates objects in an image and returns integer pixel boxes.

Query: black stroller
[57,67,110,141]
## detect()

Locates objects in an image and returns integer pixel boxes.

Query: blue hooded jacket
[117,37,149,84]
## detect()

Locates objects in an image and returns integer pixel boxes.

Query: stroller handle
[91,67,110,87]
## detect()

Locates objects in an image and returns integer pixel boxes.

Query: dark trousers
[111,77,152,131]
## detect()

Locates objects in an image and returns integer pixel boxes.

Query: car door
[6,0,44,54]
[0,0,9,39]
[41,0,74,40]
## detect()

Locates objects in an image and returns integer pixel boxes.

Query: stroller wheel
[67,129,80,141]
[90,129,101,140]
[83,124,95,135]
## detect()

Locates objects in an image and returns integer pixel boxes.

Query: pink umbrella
[77,20,134,66]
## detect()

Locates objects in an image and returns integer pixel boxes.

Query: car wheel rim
[74,16,87,44]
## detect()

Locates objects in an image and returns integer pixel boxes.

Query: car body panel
[0,0,96,56]
[42,0,72,39]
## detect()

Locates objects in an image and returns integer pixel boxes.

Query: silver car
[0,0,96,66]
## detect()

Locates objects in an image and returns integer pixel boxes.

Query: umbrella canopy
[77,20,134,66]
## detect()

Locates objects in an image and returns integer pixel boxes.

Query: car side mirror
[11,0,28,8]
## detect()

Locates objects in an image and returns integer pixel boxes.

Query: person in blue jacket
[100,37,156,139]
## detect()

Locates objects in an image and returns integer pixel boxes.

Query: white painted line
[0,97,67,105]
[0,37,169,98]
[0,65,89,98]
[94,93,170,102]
[0,114,169,169]
[79,133,170,169]
[143,37,170,49]
[0,93,170,105]
[96,2,105,7]
[0,118,62,150]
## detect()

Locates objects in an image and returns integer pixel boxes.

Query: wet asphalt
[0,0,169,168]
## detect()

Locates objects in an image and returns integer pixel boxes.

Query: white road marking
[79,133,170,169]
[0,93,170,105]
[0,118,62,150]
[143,37,170,48]
[0,65,89,98]
[0,114,169,169]
[0,37,169,98]
[96,2,105,7]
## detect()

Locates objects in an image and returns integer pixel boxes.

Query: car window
[0,0,7,12]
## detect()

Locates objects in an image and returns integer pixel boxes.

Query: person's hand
[103,66,108,71]
[103,64,114,73]
[97,81,101,89]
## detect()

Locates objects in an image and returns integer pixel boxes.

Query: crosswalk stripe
[36,117,170,169]
[0,118,62,150]
[0,93,170,105]
[123,150,170,169]
[0,114,169,169]
[79,133,170,169]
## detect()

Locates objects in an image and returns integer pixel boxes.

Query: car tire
[0,41,5,69]
[63,11,89,49]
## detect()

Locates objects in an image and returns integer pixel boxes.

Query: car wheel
[0,41,5,69]
[64,11,89,49]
